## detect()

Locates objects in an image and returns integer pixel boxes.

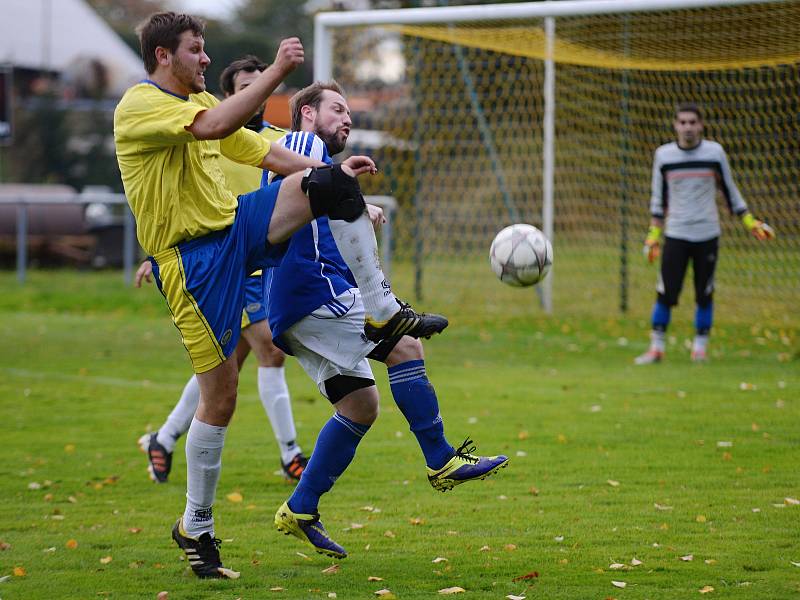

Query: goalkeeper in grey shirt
[635,102,774,365]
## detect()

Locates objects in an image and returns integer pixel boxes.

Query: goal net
[316,0,799,329]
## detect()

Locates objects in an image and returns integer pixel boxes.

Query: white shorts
[282,288,377,398]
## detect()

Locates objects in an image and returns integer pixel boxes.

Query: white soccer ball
[489,224,553,287]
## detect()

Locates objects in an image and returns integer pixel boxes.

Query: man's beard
[173,57,204,93]
[316,123,346,155]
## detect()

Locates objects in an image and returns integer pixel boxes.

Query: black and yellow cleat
[364,300,448,343]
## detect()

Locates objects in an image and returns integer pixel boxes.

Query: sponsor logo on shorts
[247,302,262,313]
[220,329,233,346]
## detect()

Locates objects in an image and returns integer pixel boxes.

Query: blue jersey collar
[140,79,190,101]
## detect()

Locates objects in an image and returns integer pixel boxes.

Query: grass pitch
[0,269,798,599]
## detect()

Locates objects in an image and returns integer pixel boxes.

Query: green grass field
[1,268,798,599]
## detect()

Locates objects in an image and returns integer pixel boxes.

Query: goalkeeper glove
[742,213,775,241]
[642,224,662,263]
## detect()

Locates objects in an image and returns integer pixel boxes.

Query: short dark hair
[136,12,205,74]
[219,55,267,97]
[675,101,704,121]
[289,80,346,131]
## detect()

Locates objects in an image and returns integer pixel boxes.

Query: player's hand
[273,37,304,75]
[341,155,377,176]
[642,224,661,263]
[366,203,386,229]
[134,260,153,288]
[742,213,775,241]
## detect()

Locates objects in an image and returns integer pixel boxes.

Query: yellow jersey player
[112,11,428,579]
[135,56,308,489]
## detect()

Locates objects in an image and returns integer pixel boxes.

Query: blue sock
[695,302,713,335]
[388,360,454,470]
[288,412,369,515]
[652,301,672,331]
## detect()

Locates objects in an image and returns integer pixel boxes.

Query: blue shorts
[241,272,267,330]
[150,183,287,373]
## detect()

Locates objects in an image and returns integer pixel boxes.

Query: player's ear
[155,46,171,68]
[300,104,315,122]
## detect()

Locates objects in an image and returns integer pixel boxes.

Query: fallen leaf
[65,444,76,453]
[511,572,538,582]
[328,594,337,599]
[504,544,517,551]
[507,595,526,600]
[0,541,10,551]
[716,441,733,448]
[322,564,341,574]
[529,487,539,496]
[704,559,717,565]
[100,556,113,564]
[790,561,800,567]
[607,480,620,487]
[631,558,643,566]
[218,567,240,579]
[409,518,424,525]
[699,585,715,594]
[226,492,243,503]
[558,558,568,564]
[557,434,567,443]
[609,563,626,570]
[680,555,694,562]
[368,576,384,581]
[129,528,142,534]
[785,497,800,506]
[156,593,168,600]
[611,581,626,589]
[374,590,396,599]
[0,576,10,583]
[43,547,56,553]
[696,515,707,523]
[296,552,311,560]
[13,567,26,577]
[654,503,673,511]
[479,545,490,552]
[269,587,285,592]
[360,506,381,513]
[383,531,396,538]
[554,536,564,542]
[439,587,466,594]
[518,431,529,440]
[350,523,365,530]
[65,539,78,549]
[28,482,42,490]
[432,557,448,563]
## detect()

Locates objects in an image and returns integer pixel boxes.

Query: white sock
[183,418,226,538]
[650,330,666,353]
[328,213,398,322]
[258,366,301,464]
[157,375,200,453]
[693,334,709,353]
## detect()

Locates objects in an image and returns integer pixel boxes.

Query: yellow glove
[642,225,661,263]
[742,213,775,241]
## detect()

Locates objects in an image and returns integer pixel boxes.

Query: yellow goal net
[316,0,799,329]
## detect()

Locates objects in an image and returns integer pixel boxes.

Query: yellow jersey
[114,82,270,255]
[218,124,286,197]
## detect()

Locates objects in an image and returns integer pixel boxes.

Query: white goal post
[314,0,798,322]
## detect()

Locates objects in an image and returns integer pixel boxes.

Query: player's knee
[385,336,424,366]
[302,164,366,222]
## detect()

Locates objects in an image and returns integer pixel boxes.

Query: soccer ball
[489,224,553,287]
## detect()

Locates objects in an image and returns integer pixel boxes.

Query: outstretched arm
[188,38,303,140]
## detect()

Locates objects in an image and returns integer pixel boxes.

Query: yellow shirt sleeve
[115,86,216,151]
[220,127,270,168]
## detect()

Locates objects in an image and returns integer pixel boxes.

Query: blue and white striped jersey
[263,131,356,353]
[650,139,748,242]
